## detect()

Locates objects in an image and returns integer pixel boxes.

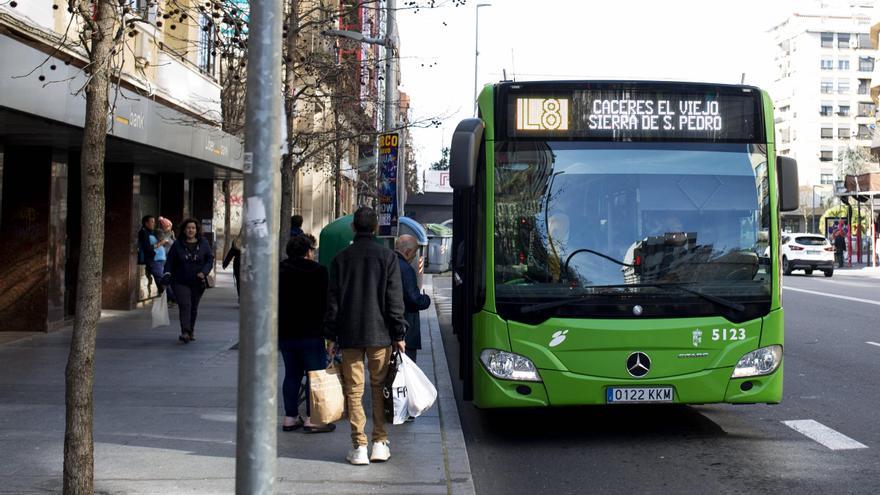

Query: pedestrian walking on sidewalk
[278,234,336,434]
[324,206,407,466]
[835,231,847,268]
[395,235,431,363]
[164,218,214,343]
[222,232,241,298]
[138,215,168,297]
[290,214,304,237]
[157,216,176,303]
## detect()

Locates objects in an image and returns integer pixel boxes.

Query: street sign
[377,132,400,237]
[424,170,452,193]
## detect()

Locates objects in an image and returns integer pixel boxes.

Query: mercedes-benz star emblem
[626,352,651,378]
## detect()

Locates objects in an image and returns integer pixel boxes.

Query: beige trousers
[340,347,391,448]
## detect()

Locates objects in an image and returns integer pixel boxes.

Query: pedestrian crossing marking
[782,420,868,450]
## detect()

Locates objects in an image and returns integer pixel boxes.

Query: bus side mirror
[777,156,799,212]
[450,118,484,189]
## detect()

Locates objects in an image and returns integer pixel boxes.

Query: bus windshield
[493,141,771,321]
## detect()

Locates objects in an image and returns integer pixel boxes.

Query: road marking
[784,286,880,307]
[782,420,869,450]
[867,341,880,348]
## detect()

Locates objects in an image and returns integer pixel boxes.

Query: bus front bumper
[473,361,783,408]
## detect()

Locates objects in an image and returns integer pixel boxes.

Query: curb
[423,275,476,495]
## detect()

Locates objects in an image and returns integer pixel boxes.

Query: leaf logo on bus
[549,330,569,347]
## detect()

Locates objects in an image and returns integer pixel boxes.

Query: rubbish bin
[424,223,453,274]
[398,217,428,288]
[318,215,428,288]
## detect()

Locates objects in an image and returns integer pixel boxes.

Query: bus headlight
[480,349,542,382]
[732,345,782,378]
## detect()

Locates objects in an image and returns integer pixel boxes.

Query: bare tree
[62,0,121,492]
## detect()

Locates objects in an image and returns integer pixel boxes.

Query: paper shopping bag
[308,363,345,424]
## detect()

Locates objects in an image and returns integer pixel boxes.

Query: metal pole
[384,0,396,132]
[473,6,480,116]
[872,199,877,267]
[812,186,817,233]
[237,0,282,490]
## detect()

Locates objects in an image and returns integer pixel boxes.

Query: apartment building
[0,0,242,332]
[769,0,877,232]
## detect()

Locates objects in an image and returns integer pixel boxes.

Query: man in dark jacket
[834,230,847,267]
[324,206,406,466]
[138,215,163,293]
[395,235,431,363]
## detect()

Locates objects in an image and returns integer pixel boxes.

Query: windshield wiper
[519,282,744,314]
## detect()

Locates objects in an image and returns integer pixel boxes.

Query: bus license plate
[606,387,674,403]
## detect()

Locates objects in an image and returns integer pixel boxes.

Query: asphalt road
[433,272,880,494]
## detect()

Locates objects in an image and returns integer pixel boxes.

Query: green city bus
[449,81,799,407]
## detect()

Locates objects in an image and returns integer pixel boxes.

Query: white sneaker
[369,440,391,462]
[346,446,370,465]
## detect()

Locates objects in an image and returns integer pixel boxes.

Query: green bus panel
[471,309,784,407]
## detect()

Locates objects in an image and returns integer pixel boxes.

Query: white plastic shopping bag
[400,352,437,418]
[389,352,411,425]
[151,292,170,328]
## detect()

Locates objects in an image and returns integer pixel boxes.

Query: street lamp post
[473,3,491,116]
[812,185,822,234]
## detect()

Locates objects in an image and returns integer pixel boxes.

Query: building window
[858,124,872,139]
[820,104,833,116]
[838,104,850,116]
[821,58,834,70]
[820,149,833,161]
[821,174,834,184]
[780,128,791,143]
[859,56,874,72]
[821,80,834,94]
[838,79,850,93]
[838,58,850,70]
[838,33,851,48]
[839,127,851,138]
[821,127,834,139]
[858,78,870,94]
[858,33,872,49]
[821,32,834,48]
[858,102,875,117]
[197,14,216,76]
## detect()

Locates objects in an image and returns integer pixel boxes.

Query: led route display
[505,83,763,142]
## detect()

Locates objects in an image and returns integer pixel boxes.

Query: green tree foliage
[430,147,450,170]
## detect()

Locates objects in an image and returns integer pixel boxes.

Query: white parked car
[779,233,835,277]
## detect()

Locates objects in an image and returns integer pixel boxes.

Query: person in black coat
[834,230,847,267]
[164,218,214,343]
[277,234,335,433]
[395,235,431,363]
[222,233,241,298]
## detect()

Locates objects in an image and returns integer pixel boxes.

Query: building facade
[769,0,877,232]
[0,0,242,332]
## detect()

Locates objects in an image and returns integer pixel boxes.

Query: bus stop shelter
[835,173,880,267]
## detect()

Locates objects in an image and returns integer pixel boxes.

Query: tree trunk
[278,0,298,255]
[223,179,232,252]
[63,1,116,493]
[334,105,342,219]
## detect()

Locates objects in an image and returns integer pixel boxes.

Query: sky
[397,0,799,169]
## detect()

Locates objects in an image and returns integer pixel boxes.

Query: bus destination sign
[507,88,761,141]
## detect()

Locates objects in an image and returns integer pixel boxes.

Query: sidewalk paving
[0,270,474,494]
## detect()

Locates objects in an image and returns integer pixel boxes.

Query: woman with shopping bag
[278,234,335,433]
